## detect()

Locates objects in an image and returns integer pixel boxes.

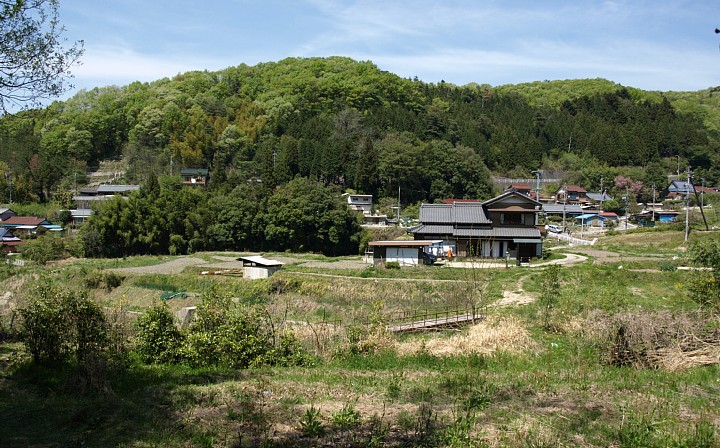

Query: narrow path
[496,274,535,306]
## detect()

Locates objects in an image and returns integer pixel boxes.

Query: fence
[297,305,484,333]
[547,232,597,246]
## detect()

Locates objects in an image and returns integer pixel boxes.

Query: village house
[555,185,588,204]
[180,168,210,187]
[0,227,22,253]
[0,208,16,222]
[410,191,542,262]
[345,193,389,226]
[1,216,60,235]
[73,184,140,209]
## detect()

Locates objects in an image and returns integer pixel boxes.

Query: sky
[58,0,720,98]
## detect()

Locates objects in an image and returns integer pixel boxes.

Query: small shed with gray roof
[237,255,283,279]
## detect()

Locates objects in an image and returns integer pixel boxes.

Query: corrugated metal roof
[2,217,48,226]
[237,256,283,267]
[542,204,584,214]
[97,185,140,194]
[586,192,613,202]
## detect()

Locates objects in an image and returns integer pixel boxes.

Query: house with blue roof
[664,180,694,200]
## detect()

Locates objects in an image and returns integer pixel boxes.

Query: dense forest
[0,56,717,256]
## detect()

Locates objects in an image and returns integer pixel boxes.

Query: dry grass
[395,315,539,357]
[583,310,720,370]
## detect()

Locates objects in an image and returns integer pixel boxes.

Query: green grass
[1,235,719,447]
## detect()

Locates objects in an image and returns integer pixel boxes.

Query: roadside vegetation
[1,229,719,447]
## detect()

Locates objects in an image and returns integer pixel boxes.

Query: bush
[19,283,108,365]
[385,261,401,269]
[135,303,185,364]
[84,271,125,291]
[20,234,67,265]
[658,261,676,272]
[136,286,311,368]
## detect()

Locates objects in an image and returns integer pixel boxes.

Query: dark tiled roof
[419,203,490,225]
[409,224,455,234]
[454,203,490,224]
[454,227,541,238]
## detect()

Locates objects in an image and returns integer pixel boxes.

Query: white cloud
[72,45,228,87]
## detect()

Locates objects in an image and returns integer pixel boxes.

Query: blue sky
[60,0,720,97]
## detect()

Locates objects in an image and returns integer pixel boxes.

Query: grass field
[1,229,719,447]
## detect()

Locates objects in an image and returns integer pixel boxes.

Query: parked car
[545,224,563,233]
[422,252,437,265]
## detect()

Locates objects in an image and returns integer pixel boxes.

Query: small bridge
[386,307,483,333]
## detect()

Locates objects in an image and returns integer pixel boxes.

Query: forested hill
[0,56,718,205]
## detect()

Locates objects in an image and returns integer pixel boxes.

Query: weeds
[299,404,324,437]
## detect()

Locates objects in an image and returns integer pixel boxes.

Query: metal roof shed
[237,256,284,279]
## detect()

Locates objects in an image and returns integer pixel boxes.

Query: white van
[545,224,563,233]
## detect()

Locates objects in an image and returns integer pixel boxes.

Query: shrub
[20,234,67,265]
[385,261,400,269]
[135,303,185,364]
[658,261,676,272]
[155,285,311,369]
[19,283,108,365]
[84,270,126,291]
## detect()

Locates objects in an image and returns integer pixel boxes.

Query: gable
[482,191,541,209]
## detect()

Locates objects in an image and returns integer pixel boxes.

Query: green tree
[262,178,361,255]
[0,0,84,112]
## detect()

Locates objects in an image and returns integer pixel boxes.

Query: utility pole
[652,184,656,222]
[685,167,691,242]
[676,155,680,177]
[170,155,174,176]
[532,170,542,200]
[397,185,401,225]
[562,184,567,230]
[600,175,604,209]
[625,185,629,231]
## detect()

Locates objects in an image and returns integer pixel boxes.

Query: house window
[502,213,522,225]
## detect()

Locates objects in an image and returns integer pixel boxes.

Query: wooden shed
[237,256,283,279]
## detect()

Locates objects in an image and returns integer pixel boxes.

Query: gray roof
[482,190,542,207]
[97,184,140,194]
[586,192,613,202]
[454,203,490,224]
[542,204,584,215]
[454,227,541,238]
[70,209,93,218]
[419,203,490,225]
[411,224,540,239]
[410,224,455,235]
